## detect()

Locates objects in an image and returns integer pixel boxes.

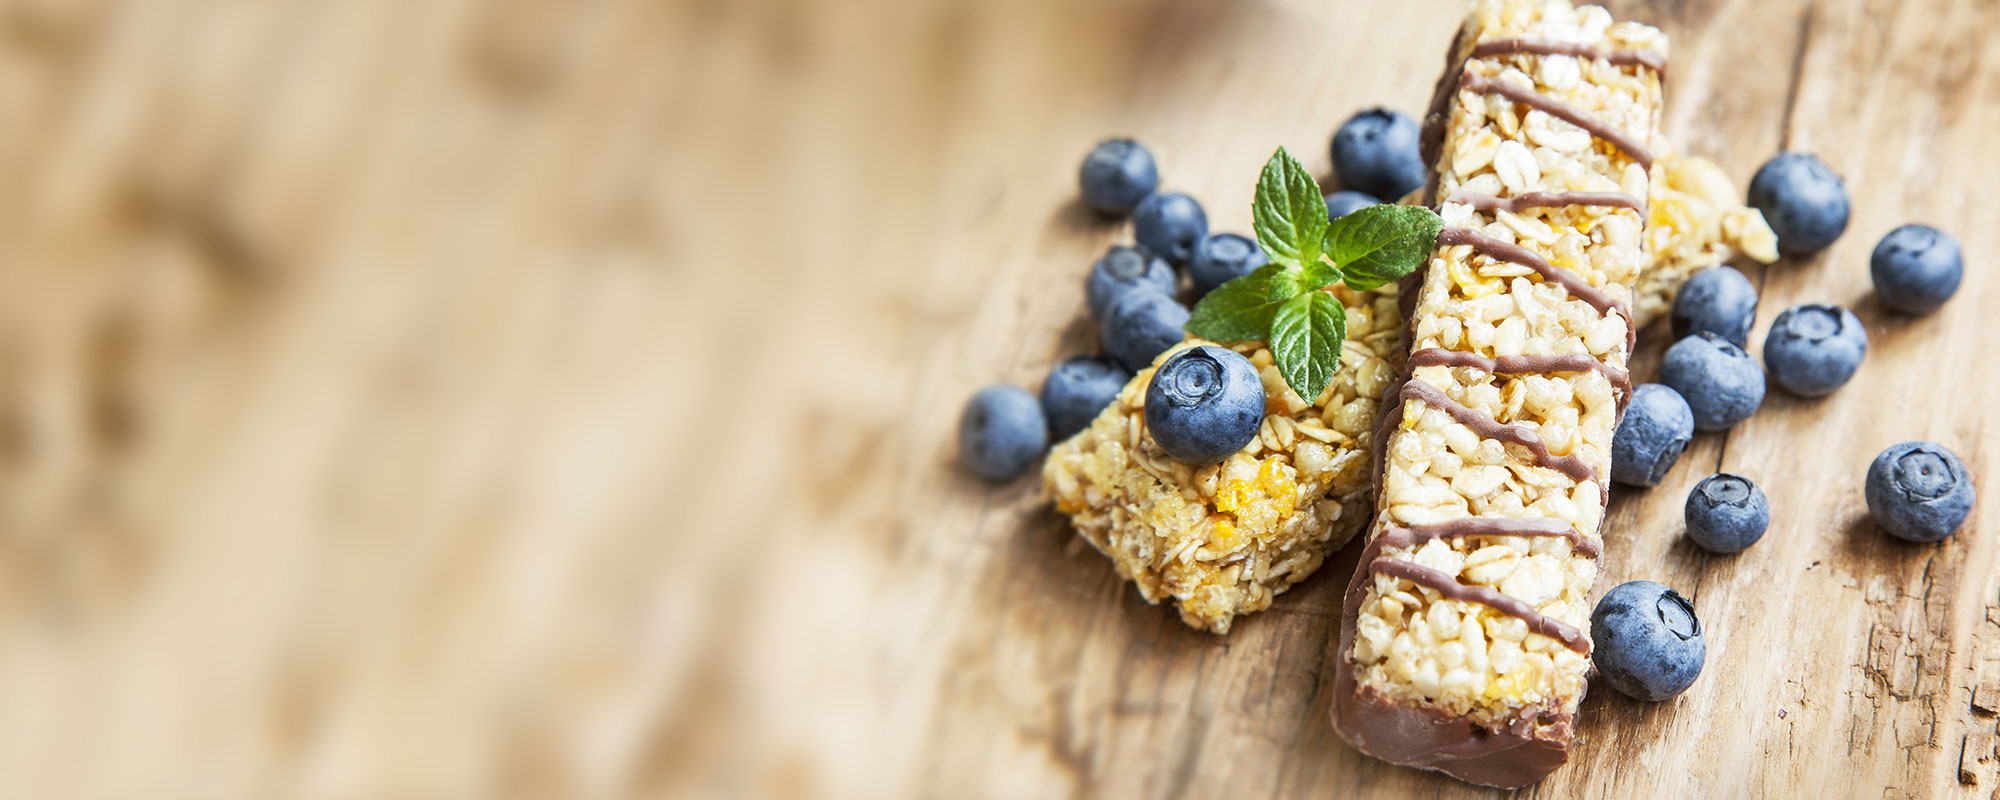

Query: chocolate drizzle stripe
[1456,72,1654,169]
[1445,190,1644,215]
[1377,519,1601,560]
[1369,557,1593,654]
[1406,347,1633,403]
[1469,38,1667,74]
[1435,226,1627,318]
[1399,378,1598,483]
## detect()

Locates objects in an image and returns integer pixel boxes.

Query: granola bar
[1330,0,1664,786]
[1042,286,1400,634]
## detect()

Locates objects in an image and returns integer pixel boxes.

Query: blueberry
[1078,138,1159,216]
[1611,384,1695,487]
[1684,474,1770,553]
[1133,192,1209,265]
[1040,356,1133,441]
[1747,152,1849,257]
[1325,190,1381,220]
[1660,332,1765,432]
[1871,224,1963,314]
[1866,442,1977,542]
[1101,290,1190,371]
[1590,581,1706,702]
[1670,266,1758,347]
[1085,245,1176,321]
[1763,304,1866,397]
[1143,345,1264,465]
[958,385,1048,480]
[1331,108,1426,201]
[1188,233,1269,295]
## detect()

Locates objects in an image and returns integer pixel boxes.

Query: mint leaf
[1185,264,1295,343]
[1252,147,1329,267]
[1321,204,1444,292]
[1268,290,1346,402]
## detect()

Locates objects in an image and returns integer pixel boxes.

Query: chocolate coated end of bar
[1330,537,1574,788]
[1330,677,1571,788]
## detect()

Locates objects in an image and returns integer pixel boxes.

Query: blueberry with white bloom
[1144,345,1264,465]
[1660,332,1765,432]
[1040,356,1132,441]
[1670,265,1759,347]
[1747,152,1849,256]
[1331,109,1426,202]
[1084,245,1175,321]
[1324,190,1381,220]
[958,385,1048,480]
[1611,383,1695,487]
[1188,233,1269,295]
[1101,290,1190,371]
[1685,474,1770,554]
[1078,138,1159,216]
[1132,192,1209,265]
[1866,442,1977,543]
[1870,224,1963,314]
[1763,303,1866,397]
[1591,581,1706,702]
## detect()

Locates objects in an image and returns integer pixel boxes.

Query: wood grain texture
[0,0,1992,797]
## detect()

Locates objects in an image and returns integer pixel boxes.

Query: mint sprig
[1185,147,1443,402]
[1252,148,1329,267]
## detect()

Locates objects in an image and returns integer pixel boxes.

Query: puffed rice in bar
[1331,0,1662,787]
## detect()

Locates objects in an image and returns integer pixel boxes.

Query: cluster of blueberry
[1611,151,1973,541]
[1591,152,1977,702]
[959,110,1427,479]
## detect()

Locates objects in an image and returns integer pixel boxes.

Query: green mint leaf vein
[1251,147,1328,267]
[1321,203,1444,292]
[1269,290,1346,402]
[1185,264,1297,343]
[1297,259,1345,294]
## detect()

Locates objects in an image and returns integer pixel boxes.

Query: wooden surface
[0,0,1994,797]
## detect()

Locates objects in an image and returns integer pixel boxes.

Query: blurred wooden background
[0,0,1993,797]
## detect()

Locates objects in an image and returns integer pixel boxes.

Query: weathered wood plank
[0,0,1991,797]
